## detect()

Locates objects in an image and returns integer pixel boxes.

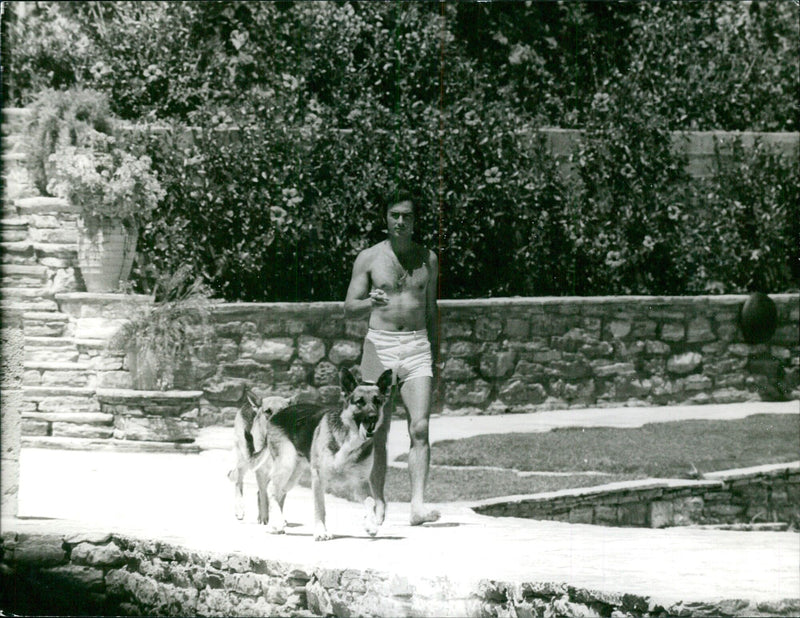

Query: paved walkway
[7,400,800,609]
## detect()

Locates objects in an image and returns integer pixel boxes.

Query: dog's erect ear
[340,368,358,396]
[377,369,393,395]
[246,388,262,411]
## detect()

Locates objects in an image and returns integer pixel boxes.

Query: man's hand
[369,288,390,307]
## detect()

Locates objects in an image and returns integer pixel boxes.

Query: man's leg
[369,385,395,525]
[400,376,440,525]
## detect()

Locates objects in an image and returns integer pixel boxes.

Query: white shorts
[361,328,433,385]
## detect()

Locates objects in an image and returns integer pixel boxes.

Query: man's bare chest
[370,248,428,293]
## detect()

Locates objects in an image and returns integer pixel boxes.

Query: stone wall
[186,295,798,426]
[473,463,800,529]
[2,530,791,617]
[11,288,800,444]
[1,310,24,517]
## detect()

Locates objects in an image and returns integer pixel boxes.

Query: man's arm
[344,250,385,318]
[425,250,439,365]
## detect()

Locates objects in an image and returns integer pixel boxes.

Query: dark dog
[228,390,290,523]
[263,367,393,540]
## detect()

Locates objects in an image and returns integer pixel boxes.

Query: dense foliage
[3,1,798,300]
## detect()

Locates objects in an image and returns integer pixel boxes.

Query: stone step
[1,218,29,242]
[1,298,59,313]
[23,385,100,414]
[23,385,95,398]
[24,335,78,347]
[15,196,80,215]
[22,411,113,425]
[0,286,54,299]
[23,360,96,388]
[1,240,34,257]
[23,360,90,371]
[29,226,79,244]
[23,312,69,337]
[3,263,47,277]
[24,338,80,363]
[2,152,27,166]
[34,242,78,259]
[21,436,200,454]
[24,321,70,337]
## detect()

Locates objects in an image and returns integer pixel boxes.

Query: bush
[688,138,800,293]
[7,3,798,300]
[25,88,115,196]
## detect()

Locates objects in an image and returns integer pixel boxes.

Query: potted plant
[47,129,165,292]
[109,265,214,391]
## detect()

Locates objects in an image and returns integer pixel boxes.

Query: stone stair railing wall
[3,106,799,448]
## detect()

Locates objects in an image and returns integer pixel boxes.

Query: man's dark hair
[387,190,414,214]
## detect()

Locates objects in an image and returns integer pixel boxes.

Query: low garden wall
[16,293,800,445]
[473,463,800,529]
[2,529,789,617]
[183,295,798,427]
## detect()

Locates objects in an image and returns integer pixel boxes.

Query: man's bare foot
[374,499,386,525]
[410,508,440,526]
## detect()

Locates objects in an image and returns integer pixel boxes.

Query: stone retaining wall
[12,292,800,444]
[2,530,794,617]
[187,295,798,426]
[473,464,800,529]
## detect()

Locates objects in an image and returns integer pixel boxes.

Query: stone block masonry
[186,295,798,426]
[2,530,791,617]
[473,463,800,530]
[14,294,799,444]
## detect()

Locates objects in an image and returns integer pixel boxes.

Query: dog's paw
[313,524,332,541]
[267,523,286,535]
[364,517,379,537]
[257,514,268,525]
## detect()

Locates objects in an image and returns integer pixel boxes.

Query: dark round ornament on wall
[738,292,778,344]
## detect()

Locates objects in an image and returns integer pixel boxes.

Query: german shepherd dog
[229,392,290,523]
[230,367,393,541]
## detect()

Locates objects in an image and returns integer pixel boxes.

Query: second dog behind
[229,391,290,523]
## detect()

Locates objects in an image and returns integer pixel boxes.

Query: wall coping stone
[210,294,798,313]
[704,460,800,481]
[472,461,800,512]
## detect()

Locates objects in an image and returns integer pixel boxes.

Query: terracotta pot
[77,218,138,293]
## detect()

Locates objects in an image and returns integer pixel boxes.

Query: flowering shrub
[47,133,165,232]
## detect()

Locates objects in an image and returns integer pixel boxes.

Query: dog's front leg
[312,468,332,541]
[266,478,287,534]
[255,466,270,525]
[355,480,379,537]
[229,466,246,520]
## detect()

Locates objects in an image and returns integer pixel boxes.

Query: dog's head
[245,389,289,418]
[340,367,393,440]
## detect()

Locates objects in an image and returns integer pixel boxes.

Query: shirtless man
[344,197,440,526]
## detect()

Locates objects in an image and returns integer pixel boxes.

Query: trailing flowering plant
[47,131,165,233]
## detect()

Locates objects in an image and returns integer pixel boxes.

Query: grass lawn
[382,413,799,503]
[305,414,798,503]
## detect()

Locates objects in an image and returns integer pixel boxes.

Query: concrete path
[8,400,800,610]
